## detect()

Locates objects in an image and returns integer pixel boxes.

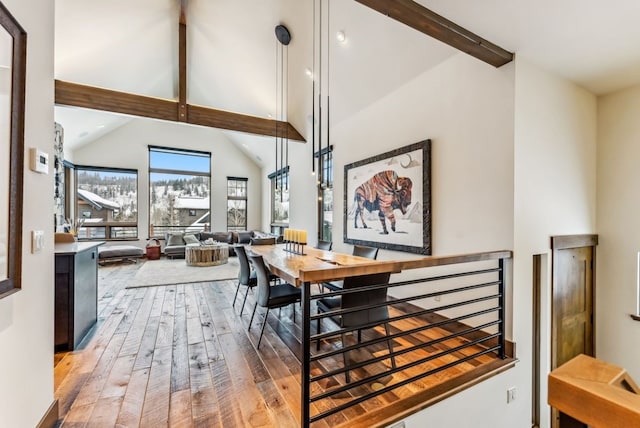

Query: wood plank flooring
[54,259,510,427]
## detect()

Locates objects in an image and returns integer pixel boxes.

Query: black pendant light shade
[275,24,291,46]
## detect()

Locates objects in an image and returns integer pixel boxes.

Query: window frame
[269,166,290,230]
[148,146,211,238]
[316,145,333,242]
[74,165,139,241]
[226,176,248,232]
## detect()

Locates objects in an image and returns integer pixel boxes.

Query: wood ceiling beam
[55,80,178,121]
[55,80,306,142]
[354,0,514,68]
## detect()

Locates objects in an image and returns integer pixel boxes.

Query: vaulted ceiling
[54,0,640,165]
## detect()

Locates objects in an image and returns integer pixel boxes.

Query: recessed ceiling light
[242,143,248,148]
[97,124,105,129]
[336,30,346,43]
[305,68,313,78]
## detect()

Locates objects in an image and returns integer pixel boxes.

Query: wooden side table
[185,244,229,267]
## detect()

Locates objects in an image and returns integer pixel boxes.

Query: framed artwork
[344,140,431,255]
[0,1,26,298]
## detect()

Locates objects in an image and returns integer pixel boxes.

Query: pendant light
[275,24,291,201]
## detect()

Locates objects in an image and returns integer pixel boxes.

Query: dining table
[247,243,402,287]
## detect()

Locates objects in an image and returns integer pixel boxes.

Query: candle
[294,229,300,243]
[300,230,307,245]
[284,228,290,242]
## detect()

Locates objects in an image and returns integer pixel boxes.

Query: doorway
[550,234,598,428]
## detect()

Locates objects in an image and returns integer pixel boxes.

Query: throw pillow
[183,234,200,245]
[250,237,276,245]
[237,231,252,244]
[166,233,185,246]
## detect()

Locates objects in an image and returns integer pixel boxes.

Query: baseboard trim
[37,399,59,428]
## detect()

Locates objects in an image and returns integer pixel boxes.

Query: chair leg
[384,323,396,370]
[342,332,351,383]
[248,302,258,330]
[292,303,296,323]
[239,286,251,316]
[257,308,270,349]
[232,281,241,306]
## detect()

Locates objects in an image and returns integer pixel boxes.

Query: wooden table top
[247,244,403,286]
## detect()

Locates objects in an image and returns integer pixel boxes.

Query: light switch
[31,230,44,253]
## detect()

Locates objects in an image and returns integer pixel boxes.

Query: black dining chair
[232,245,279,315]
[353,244,379,259]
[322,244,379,292]
[316,271,396,382]
[232,245,257,316]
[247,253,302,349]
[316,240,332,251]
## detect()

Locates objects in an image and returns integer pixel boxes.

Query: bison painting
[353,170,413,234]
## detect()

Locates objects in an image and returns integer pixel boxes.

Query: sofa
[163,230,281,259]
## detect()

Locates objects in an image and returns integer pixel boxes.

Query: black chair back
[316,240,332,251]
[340,272,391,328]
[247,254,272,307]
[234,245,252,285]
[250,237,277,246]
[353,244,379,260]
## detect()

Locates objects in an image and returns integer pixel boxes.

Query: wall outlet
[507,386,516,403]
[31,230,44,253]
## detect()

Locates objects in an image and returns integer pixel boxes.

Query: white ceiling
[54,0,640,164]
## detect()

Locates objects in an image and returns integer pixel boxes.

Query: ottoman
[98,245,145,265]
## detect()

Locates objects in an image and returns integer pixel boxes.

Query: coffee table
[185,243,229,267]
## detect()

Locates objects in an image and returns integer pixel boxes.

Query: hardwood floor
[54,259,511,427]
[55,260,302,427]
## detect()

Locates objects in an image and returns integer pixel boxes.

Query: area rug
[126,258,239,288]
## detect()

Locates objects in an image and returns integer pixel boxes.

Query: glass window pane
[272,172,289,224]
[149,148,212,238]
[75,168,138,240]
[77,170,138,223]
[227,200,247,229]
[150,173,211,231]
[149,150,210,173]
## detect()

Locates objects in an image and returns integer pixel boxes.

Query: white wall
[331,53,515,258]
[513,58,597,428]
[596,84,640,381]
[0,0,56,426]
[71,119,263,245]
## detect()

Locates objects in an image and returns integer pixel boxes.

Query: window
[75,166,138,240]
[316,146,333,242]
[227,177,248,231]
[269,166,289,234]
[149,146,211,238]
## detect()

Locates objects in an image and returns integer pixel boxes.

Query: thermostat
[29,148,49,174]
